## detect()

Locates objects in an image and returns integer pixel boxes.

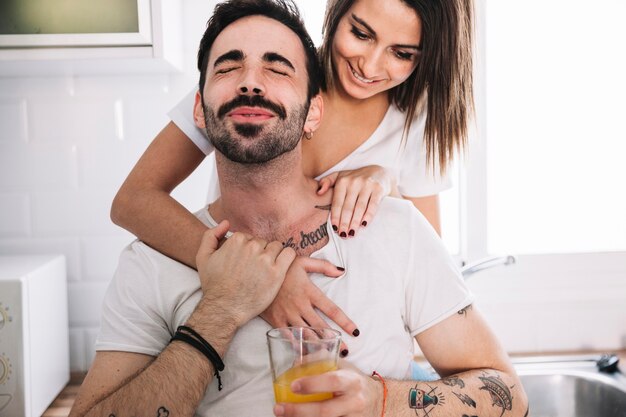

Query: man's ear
[304,94,323,134]
[194,91,206,129]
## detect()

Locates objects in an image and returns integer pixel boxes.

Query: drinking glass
[266,327,341,403]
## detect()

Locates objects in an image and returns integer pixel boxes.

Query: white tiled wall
[0,1,213,371]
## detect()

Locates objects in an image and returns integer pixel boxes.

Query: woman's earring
[305,130,314,140]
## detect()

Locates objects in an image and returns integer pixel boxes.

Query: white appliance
[0,255,69,417]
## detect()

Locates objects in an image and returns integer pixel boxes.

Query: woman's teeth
[351,67,374,84]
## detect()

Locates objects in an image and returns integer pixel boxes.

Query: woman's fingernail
[291,381,301,393]
[274,404,285,416]
[340,232,347,238]
[337,266,345,271]
[348,229,355,237]
[352,328,360,337]
[362,221,368,227]
[332,225,338,232]
[340,349,349,357]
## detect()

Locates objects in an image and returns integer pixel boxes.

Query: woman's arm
[110,122,208,268]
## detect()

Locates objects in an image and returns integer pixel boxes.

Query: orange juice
[273,360,337,403]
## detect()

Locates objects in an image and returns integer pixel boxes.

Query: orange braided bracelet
[371,371,387,417]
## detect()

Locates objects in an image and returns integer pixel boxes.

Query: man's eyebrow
[351,13,421,51]
[262,52,295,71]
[213,49,244,67]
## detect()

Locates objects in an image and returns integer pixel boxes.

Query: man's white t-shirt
[96,198,472,417]
[168,89,451,202]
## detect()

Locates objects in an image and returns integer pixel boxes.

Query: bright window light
[486,0,626,254]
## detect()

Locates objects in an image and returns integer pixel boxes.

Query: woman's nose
[359,48,385,79]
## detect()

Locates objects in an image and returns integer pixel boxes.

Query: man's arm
[70,298,236,417]
[387,305,527,416]
[276,305,528,417]
[71,222,296,417]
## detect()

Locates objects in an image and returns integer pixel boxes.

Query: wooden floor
[42,373,85,417]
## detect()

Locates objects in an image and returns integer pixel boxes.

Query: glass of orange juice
[267,327,341,403]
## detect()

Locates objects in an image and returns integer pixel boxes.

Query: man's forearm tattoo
[445,375,477,409]
[453,392,477,408]
[479,373,514,417]
[408,384,445,415]
[442,375,465,389]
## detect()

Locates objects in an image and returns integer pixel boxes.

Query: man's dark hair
[197,0,322,101]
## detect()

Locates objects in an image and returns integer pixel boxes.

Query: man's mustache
[217,95,287,120]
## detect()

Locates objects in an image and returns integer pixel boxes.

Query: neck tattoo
[282,204,331,251]
[283,222,329,251]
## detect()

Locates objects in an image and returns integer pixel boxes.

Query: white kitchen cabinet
[0,0,182,76]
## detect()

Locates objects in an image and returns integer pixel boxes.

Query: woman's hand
[260,256,359,355]
[274,362,383,417]
[317,165,398,238]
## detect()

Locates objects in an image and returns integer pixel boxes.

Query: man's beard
[203,95,308,164]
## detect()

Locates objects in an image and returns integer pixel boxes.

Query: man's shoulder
[117,239,196,284]
[371,197,440,240]
[377,197,429,225]
[377,195,415,213]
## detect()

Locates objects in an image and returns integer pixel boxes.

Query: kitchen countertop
[45,350,626,416]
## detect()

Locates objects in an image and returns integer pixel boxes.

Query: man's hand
[196,220,297,326]
[274,362,382,417]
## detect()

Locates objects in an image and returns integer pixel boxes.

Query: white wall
[0,0,215,371]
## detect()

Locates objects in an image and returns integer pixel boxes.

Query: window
[484,0,626,255]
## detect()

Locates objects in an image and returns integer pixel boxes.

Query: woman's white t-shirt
[168,89,451,202]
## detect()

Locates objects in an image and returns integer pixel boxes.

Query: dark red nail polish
[340,349,349,357]
[362,221,368,227]
[352,329,360,337]
[332,225,338,232]
[340,232,347,238]
[348,229,355,237]
[337,266,345,271]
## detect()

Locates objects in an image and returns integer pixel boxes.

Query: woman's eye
[394,50,414,61]
[350,26,369,41]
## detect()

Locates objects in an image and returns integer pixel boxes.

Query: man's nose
[237,68,265,96]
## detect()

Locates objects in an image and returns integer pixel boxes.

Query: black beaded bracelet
[171,325,225,390]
